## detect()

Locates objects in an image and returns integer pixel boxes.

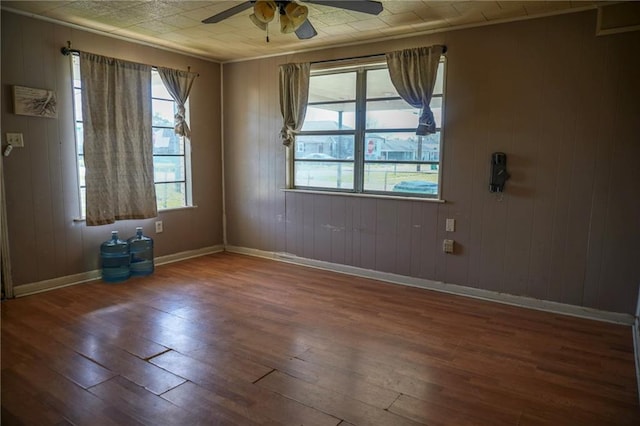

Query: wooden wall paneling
[417,202,439,280]
[257,58,276,252]
[374,199,398,273]
[358,198,377,271]
[330,195,347,265]
[222,61,239,247]
[312,194,332,262]
[284,192,297,254]
[394,200,413,277]
[596,35,640,313]
[2,15,38,286]
[448,28,490,291]
[437,31,479,288]
[541,18,583,303]
[581,36,618,309]
[408,201,424,277]
[240,60,263,248]
[473,25,515,294]
[499,21,540,298]
[559,17,606,306]
[433,199,449,282]
[44,25,72,279]
[347,196,362,268]
[294,192,306,257]
[30,115,57,281]
[525,18,562,301]
[302,193,316,260]
[224,62,255,247]
[2,14,43,285]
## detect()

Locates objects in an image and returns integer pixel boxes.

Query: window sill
[72,205,199,222]
[281,188,446,203]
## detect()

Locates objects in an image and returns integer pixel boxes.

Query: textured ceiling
[2,1,598,62]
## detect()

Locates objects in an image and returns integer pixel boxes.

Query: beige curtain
[279,63,310,146]
[386,45,445,135]
[157,67,198,139]
[80,52,157,226]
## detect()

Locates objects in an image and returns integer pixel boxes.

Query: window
[293,58,445,197]
[72,55,191,217]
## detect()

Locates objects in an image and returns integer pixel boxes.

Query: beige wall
[223,11,640,314]
[1,11,223,287]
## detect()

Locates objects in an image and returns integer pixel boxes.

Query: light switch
[6,133,24,147]
[443,239,454,254]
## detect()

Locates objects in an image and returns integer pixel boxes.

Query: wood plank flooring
[1,252,639,425]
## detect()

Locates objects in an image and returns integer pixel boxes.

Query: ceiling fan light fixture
[280,2,308,33]
[253,0,277,23]
[249,13,268,31]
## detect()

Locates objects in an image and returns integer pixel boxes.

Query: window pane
[80,187,86,218]
[362,163,439,195]
[419,132,441,161]
[366,132,441,161]
[152,71,172,99]
[153,156,185,183]
[433,61,445,95]
[431,96,442,128]
[74,88,82,121]
[152,99,175,127]
[78,156,85,187]
[295,135,354,160]
[72,55,81,88]
[366,98,442,130]
[302,103,355,131]
[309,72,356,103]
[153,128,184,155]
[366,99,418,129]
[294,161,354,190]
[156,182,186,209]
[366,68,397,99]
[76,122,84,155]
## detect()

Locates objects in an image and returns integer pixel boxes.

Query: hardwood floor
[1,252,639,425]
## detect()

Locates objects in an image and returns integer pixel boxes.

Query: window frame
[71,54,192,218]
[292,57,446,200]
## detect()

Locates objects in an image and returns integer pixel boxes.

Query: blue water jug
[127,227,154,276]
[100,231,130,283]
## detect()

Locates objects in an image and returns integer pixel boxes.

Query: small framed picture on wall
[13,85,57,118]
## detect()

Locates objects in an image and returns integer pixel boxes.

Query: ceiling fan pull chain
[266,24,270,43]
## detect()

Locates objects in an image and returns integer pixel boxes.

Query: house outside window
[293,58,445,197]
[71,54,191,217]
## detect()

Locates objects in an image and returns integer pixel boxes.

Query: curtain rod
[310,45,447,65]
[60,41,200,76]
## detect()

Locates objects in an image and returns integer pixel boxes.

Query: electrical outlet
[155,221,163,233]
[443,239,454,254]
[6,133,24,147]
[446,218,455,232]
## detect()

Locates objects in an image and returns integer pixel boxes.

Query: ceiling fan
[202,0,384,40]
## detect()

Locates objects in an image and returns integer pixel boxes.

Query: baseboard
[155,245,224,266]
[12,245,224,298]
[225,245,634,326]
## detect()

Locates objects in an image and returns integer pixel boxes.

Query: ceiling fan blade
[202,1,254,24]
[295,19,318,39]
[304,0,383,15]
